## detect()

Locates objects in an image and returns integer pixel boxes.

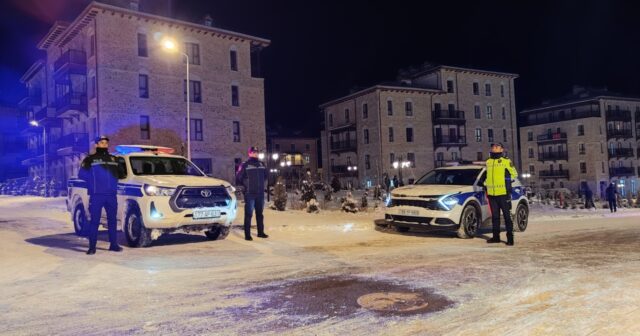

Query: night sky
[1,0,640,136]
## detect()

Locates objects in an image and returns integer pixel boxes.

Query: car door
[474,169,491,224]
[115,156,128,227]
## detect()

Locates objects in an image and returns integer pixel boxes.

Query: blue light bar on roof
[115,145,176,155]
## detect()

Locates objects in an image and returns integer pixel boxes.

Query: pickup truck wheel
[124,207,152,248]
[205,226,230,240]
[514,203,529,232]
[457,205,480,239]
[73,205,88,237]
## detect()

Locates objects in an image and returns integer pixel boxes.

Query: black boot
[86,247,96,255]
[245,236,253,241]
[109,245,123,252]
[257,233,269,238]
[506,234,514,246]
[487,237,501,244]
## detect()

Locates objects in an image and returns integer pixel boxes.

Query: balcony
[57,133,89,156]
[606,128,633,140]
[54,49,87,75]
[606,109,632,122]
[609,166,634,177]
[328,122,356,132]
[608,148,634,159]
[432,109,465,125]
[55,92,87,118]
[330,140,357,153]
[434,135,467,147]
[538,151,568,161]
[536,132,567,143]
[330,165,358,176]
[34,106,62,126]
[539,169,570,179]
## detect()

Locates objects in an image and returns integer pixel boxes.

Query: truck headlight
[144,184,176,196]
[438,194,460,211]
[225,185,236,195]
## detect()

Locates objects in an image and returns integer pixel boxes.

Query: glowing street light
[30,120,47,197]
[258,152,265,160]
[272,153,279,161]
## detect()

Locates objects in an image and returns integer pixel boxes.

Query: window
[407,152,415,168]
[387,100,393,115]
[291,144,296,152]
[363,129,369,144]
[485,83,492,96]
[89,76,96,99]
[405,101,413,116]
[390,153,395,165]
[365,155,371,170]
[362,103,368,119]
[328,113,333,127]
[486,105,493,119]
[305,144,310,151]
[501,107,506,120]
[473,82,479,95]
[231,85,239,106]
[488,129,494,143]
[137,33,147,57]
[578,125,585,136]
[90,34,96,58]
[230,50,238,71]
[345,109,350,122]
[500,84,505,97]
[192,158,212,175]
[191,119,203,141]
[477,152,483,160]
[579,143,586,154]
[138,74,149,98]
[275,144,280,151]
[447,80,454,93]
[406,128,413,142]
[528,148,534,158]
[451,152,459,161]
[388,127,394,142]
[580,162,587,174]
[527,131,533,141]
[184,42,200,65]
[529,165,535,174]
[474,105,481,119]
[140,115,150,140]
[232,121,241,142]
[503,129,507,142]
[475,128,482,142]
[184,80,202,103]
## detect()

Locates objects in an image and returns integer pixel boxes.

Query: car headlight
[226,185,236,195]
[438,194,460,211]
[144,184,176,196]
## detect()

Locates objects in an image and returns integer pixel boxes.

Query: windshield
[414,168,482,186]
[130,157,204,176]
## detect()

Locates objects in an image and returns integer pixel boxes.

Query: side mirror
[473,185,484,193]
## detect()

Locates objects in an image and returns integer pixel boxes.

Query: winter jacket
[235,157,267,197]
[78,148,121,195]
[605,185,617,201]
[485,154,518,196]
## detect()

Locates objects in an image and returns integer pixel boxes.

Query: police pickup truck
[382,163,529,238]
[67,145,237,247]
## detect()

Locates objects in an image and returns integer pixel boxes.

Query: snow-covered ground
[1,195,639,335]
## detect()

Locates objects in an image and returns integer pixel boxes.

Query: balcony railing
[606,109,632,122]
[539,169,570,179]
[538,151,568,161]
[55,92,87,116]
[57,133,89,155]
[536,132,567,143]
[330,140,357,152]
[609,166,634,177]
[606,128,633,139]
[608,148,634,159]
[54,49,87,73]
[434,135,467,147]
[432,109,465,124]
[328,122,357,132]
[330,165,358,176]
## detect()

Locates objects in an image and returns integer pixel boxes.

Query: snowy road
[1,196,639,335]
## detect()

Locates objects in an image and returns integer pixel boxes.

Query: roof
[19,60,45,83]
[521,86,640,113]
[38,1,270,50]
[410,64,519,79]
[319,84,443,108]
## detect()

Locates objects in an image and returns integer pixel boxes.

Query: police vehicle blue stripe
[68,179,143,197]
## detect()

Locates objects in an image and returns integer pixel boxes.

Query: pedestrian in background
[236,146,269,241]
[584,185,594,209]
[484,143,518,246]
[606,182,618,212]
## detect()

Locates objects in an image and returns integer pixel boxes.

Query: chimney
[129,0,139,11]
[203,14,213,27]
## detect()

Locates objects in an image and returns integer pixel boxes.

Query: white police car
[382,163,529,238]
[67,145,237,247]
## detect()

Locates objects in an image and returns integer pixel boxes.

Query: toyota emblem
[200,189,212,197]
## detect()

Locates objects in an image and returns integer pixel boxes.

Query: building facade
[320,64,518,188]
[269,137,319,184]
[19,0,269,187]
[519,86,640,198]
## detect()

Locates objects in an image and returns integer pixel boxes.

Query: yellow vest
[485,156,518,196]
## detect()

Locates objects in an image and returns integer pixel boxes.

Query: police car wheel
[73,205,88,237]
[205,226,230,240]
[457,205,479,239]
[514,203,528,232]
[124,207,152,248]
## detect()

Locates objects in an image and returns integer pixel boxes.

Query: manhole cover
[357,292,429,313]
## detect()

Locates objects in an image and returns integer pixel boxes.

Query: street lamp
[161,37,192,161]
[392,159,411,186]
[30,120,47,197]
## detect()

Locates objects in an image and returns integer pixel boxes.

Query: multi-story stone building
[319,64,519,188]
[269,137,319,183]
[519,86,640,198]
[19,0,269,186]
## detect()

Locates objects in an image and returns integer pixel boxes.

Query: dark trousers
[88,194,118,249]
[608,199,617,212]
[488,195,513,239]
[244,194,265,238]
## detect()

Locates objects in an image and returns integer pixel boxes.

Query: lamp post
[161,38,191,160]
[30,120,46,197]
[392,158,411,186]
[347,165,358,189]
[521,172,532,197]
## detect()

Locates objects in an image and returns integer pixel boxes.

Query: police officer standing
[485,143,518,246]
[78,136,123,255]
[236,146,269,241]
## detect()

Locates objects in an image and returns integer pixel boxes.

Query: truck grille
[390,199,443,210]
[174,187,230,209]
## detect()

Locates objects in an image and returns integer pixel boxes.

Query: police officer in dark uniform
[235,146,268,241]
[78,135,123,255]
[484,143,518,246]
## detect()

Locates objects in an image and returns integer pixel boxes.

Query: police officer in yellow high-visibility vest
[485,143,518,246]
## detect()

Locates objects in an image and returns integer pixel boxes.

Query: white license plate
[399,209,420,216]
[193,208,221,219]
